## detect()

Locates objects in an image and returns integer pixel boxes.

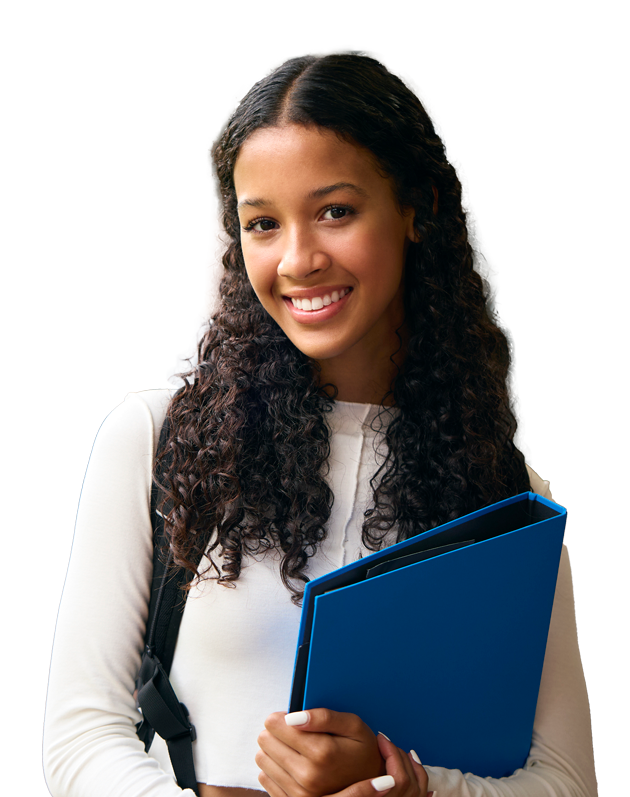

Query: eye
[321,205,355,221]
[242,217,278,234]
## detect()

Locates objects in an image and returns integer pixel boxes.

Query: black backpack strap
[135,417,200,795]
[516,447,533,495]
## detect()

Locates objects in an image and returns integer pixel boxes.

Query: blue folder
[289,491,566,779]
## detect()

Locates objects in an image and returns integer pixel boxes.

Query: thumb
[325,774,396,797]
[407,749,429,794]
[377,734,431,797]
[409,750,437,797]
[285,708,365,737]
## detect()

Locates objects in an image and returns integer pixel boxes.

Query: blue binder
[289,492,566,779]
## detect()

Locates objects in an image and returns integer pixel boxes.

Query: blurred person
[112,186,221,406]
[69,171,178,416]
[44,55,596,797]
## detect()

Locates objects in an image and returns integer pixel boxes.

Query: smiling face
[234,124,416,374]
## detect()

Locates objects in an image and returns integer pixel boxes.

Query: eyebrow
[237,182,369,210]
[308,182,369,200]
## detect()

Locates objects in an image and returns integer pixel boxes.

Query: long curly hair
[155,53,530,603]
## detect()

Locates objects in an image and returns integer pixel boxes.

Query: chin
[286,337,349,362]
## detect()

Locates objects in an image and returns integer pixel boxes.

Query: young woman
[112,186,221,408]
[43,54,597,797]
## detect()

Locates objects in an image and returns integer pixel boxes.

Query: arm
[43,392,196,797]
[258,471,597,796]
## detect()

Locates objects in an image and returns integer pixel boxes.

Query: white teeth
[290,288,350,311]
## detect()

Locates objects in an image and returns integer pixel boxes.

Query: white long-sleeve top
[43,389,597,796]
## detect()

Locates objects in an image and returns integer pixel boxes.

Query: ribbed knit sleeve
[44,396,596,796]
[43,390,195,797]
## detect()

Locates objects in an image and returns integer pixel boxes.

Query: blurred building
[43,45,598,764]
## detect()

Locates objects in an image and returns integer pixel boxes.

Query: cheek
[342,226,406,287]
[242,246,276,300]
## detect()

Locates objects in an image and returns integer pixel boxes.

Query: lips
[282,287,353,323]
[289,287,351,312]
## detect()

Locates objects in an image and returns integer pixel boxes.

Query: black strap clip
[135,647,197,749]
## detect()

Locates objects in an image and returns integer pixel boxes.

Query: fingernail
[371,775,395,791]
[285,710,309,726]
[378,731,391,741]
[410,749,422,765]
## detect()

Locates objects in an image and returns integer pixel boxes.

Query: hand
[371,734,431,797]
[256,708,384,796]
[259,731,431,797]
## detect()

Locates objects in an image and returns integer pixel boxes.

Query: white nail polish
[410,749,422,765]
[378,731,391,741]
[285,710,309,726]
[371,775,395,791]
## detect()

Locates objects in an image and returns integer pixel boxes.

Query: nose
[277,227,331,279]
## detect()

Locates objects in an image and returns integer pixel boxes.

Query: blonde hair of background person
[43,53,597,797]
[112,185,221,406]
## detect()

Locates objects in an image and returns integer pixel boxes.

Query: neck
[315,335,406,406]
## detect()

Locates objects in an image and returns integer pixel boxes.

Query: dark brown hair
[156,54,530,603]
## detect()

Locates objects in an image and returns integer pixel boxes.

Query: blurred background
[1,1,627,793]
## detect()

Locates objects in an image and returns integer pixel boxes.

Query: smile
[283,287,353,323]
[289,288,351,311]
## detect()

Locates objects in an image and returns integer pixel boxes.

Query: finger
[257,764,291,797]
[284,708,367,739]
[324,773,397,797]
[257,725,304,774]
[255,746,303,797]
[259,726,356,797]
[407,750,429,796]
[375,735,416,795]
[265,708,375,763]
[263,712,311,756]
[263,713,344,764]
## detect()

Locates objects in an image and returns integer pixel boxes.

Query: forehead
[233,124,394,201]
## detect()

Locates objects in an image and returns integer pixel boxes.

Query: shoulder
[96,388,174,455]
[78,388,176,525]
[525,463,553,501]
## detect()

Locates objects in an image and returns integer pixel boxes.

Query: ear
[404,207,422,243]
